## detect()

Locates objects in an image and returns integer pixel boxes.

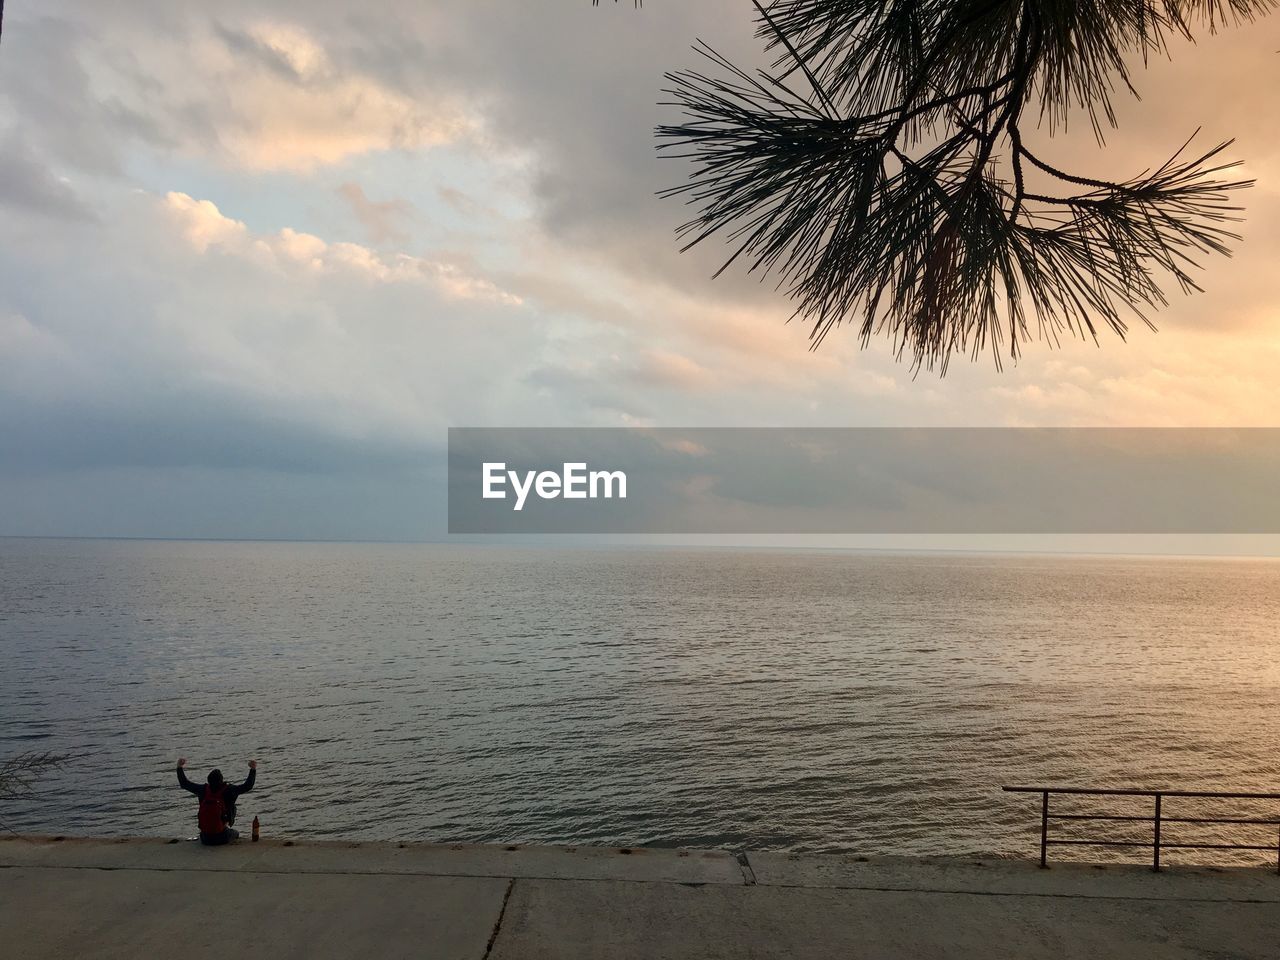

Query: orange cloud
[194,21,475,171]
[162,192,520,305]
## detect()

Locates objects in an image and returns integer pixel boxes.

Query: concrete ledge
[746,851,1280,902]
[0,865,506,960]
[490,875,1280,960]
[5,836,1277,898]
[0,835,744,885]
[5,838,1280,959]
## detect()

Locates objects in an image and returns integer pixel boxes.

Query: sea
[3,538,1278,865]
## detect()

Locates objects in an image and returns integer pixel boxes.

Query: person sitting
[176,757,256,845]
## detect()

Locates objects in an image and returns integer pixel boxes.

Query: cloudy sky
[1,1,1277,543]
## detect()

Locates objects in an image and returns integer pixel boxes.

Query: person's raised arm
[176,757,200,795]
[235,759,257,793]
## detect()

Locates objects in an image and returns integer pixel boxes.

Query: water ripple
[2,539,1279,866]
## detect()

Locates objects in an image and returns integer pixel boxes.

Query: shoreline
[5,833,1276,891]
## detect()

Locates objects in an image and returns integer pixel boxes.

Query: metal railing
[1003,785,1280,873]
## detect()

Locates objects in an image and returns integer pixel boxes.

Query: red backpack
[198,784,227,834]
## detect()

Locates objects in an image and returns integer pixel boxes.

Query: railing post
[1152,793,1162,873]
[1039,790,1049,869]
[1275,824,1279,877]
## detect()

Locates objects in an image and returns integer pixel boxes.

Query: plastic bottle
[252,816,260,842]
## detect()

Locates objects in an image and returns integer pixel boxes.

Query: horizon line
[1,534,1277,561]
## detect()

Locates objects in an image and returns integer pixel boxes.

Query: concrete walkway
[3,836,1278,959]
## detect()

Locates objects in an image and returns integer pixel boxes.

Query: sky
[1,1,1278,546]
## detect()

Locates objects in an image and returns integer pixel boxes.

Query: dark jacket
[177,765,255,842]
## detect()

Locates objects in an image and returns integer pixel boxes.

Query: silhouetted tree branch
[0,751,69,831]
[658,0,1273,371]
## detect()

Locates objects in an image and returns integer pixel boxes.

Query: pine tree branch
[658,0,1268,371]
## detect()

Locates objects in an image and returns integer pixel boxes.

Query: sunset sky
[1,1,1278,542]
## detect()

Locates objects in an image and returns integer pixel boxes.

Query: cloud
[338,182,415,245]
[2,0,1279,541]
[0,15,159,176]
[982,330,1280,427]
[0,10,477,175]
[0,138,97,221]
[629,350,714,391]
[162,191,520,304]
[0,184,558,477]
[164,191,248,252]
[199,21,476,171]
